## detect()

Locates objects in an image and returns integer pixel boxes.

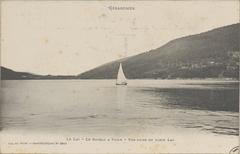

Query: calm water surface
[1,80,239,136]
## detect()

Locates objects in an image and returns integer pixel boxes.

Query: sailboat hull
[116,82,128,85]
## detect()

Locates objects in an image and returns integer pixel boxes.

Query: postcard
[0,0,239,153]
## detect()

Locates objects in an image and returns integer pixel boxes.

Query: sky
[1,1,239,75]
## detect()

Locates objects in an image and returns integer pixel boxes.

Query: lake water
[1,79,239,137]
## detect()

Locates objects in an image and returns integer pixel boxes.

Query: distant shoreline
[1,78,239,81]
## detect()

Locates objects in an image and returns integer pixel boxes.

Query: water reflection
[141,87,239,112]
[1,80,239,136]
[135,83,239,136]
[116,86,127,110]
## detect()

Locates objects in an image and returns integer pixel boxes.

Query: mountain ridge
[0,66,77,80]
[79,23,239,79]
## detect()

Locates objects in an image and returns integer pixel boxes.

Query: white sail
[116,63,127,85]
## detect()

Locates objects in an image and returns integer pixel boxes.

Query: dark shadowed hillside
[79,23,239,79]
[0,67,40,80]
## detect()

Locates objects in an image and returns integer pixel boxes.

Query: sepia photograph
[0,0,239,153]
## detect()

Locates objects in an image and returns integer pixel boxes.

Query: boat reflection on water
[116,85,127,112]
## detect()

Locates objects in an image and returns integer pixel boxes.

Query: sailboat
[116,63,127,85]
